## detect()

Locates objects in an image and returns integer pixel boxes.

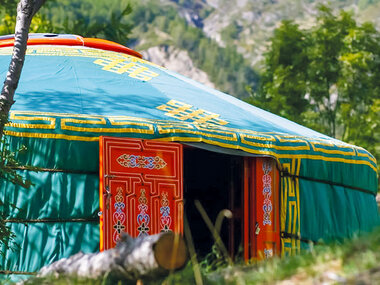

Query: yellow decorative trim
[281,159,301,256]
[356,147,377,164]
[5,110,377,172]
[61,117,155,134]
[4,131,377,172]
[290,201,297,252]
[93,58,159,81]
[8,113,55,129]
[157,99,229,126]
[281,163,290,255]
[275,135,310,145]
[157,124,237,142]
[295,159,301,252]
[282,238,292,256]
[310,141,356,156]
[241,145,377,172]
[61,117,106,128]
[288,176,295,197]
[241,133,311,151]
[245,133,276,142]
[1,46,161,82]
[157,136,241,150]
[4,130,99,141]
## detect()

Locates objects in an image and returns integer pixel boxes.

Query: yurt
[0,34,378,279]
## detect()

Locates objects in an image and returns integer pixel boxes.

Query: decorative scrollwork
[137,189,150,237]
[160,192,172,232]
[262,160,273,226]
[113,187,126,243]
[117,154,167,170]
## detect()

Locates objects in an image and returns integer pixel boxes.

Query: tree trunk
[37,232,188,281]
[0,0,46,138]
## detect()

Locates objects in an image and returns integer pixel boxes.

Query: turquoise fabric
[299,159,377,195]
[6,136,99,172]
[0,171,99,220]
[0,166,99,273]
[299,179,380,242]
[0,222,99,273]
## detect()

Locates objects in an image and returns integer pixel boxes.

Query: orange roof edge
[0,34,142,59]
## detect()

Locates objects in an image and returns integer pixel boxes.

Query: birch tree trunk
[38,232,188,281]
[0,0,46,137]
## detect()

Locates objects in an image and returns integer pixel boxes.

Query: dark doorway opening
[183,146,244,258]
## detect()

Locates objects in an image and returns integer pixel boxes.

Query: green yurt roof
[0,34,377,193]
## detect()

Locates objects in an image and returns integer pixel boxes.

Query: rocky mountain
[163,0,380,66]
[128,0,380,97]
[141,46,215,87]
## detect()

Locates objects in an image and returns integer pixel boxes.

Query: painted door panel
[99,137,183,250]
[244,157,280,261]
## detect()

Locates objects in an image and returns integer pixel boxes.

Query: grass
[17,226,380,284]
[164,226,380,284]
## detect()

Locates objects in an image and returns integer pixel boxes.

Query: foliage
[0,136,34,256]
[0,138,31,188]
[199,244,229,273]
[0,0,55,34]
[0,0,133,45]
[358,0,380,9]
[0,215,15,258]
[221,21,241,42]
[40,0,133,45]
[251,5,380,167]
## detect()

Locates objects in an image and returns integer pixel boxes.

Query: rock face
[133,0,380,94]
[141,45,215,88]
[163,0,380,68]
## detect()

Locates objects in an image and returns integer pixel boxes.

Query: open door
[99,137,183,251]
[244,157,280,261]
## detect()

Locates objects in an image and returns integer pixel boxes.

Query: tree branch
[32,0,46,17]
[0,0,46,138]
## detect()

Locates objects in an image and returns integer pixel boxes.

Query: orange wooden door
[99,137,183,251]
[244,157,280,261]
